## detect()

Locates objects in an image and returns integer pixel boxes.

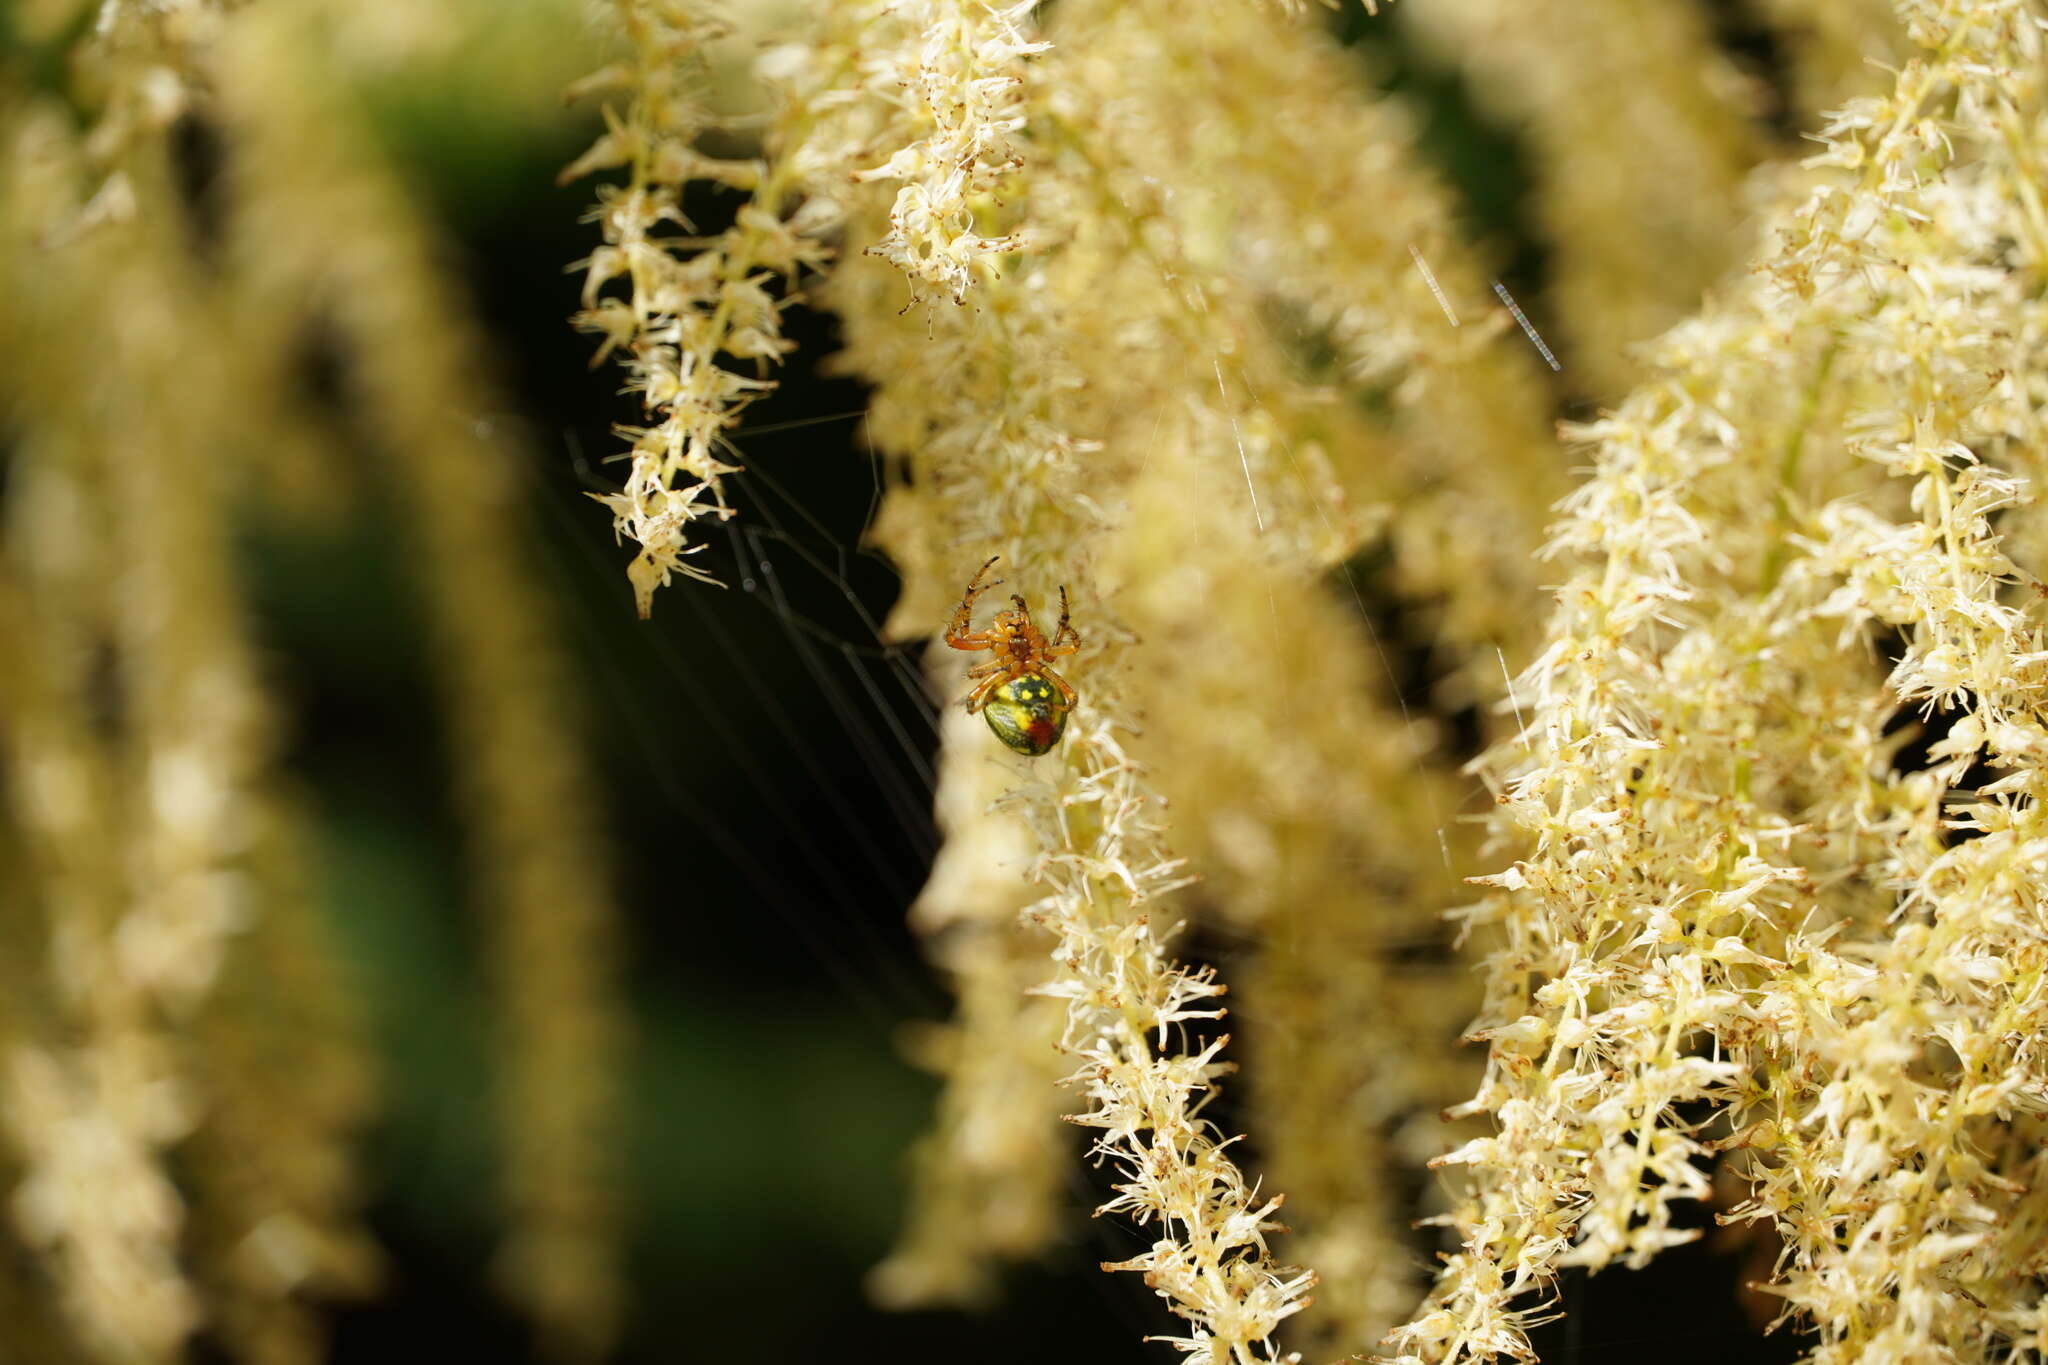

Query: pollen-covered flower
[851,0,1045,304]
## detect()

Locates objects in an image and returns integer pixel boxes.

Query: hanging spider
[945,555,1080,756]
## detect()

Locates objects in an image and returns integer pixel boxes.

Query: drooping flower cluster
[566,0,1048,613]
[564,1,840,614]
[825,112,1330,1355]
[815,0,1567,1353]
[1387,4,2048,1362]
[1,4,628,1361]
[851,0,1045,304]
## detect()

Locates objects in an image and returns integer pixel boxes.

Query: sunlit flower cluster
[851,0,1044,303]
[1390,4,2048,1362]
[566,0,1045,612]
[565,0,834,614]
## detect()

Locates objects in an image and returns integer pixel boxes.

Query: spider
[945,554,1080,755]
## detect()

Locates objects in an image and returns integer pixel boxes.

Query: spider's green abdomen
[982,672,1072,756]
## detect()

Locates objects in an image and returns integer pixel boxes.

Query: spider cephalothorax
[945,555,1080,755]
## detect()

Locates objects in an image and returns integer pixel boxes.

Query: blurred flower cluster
[3,1,621,1360]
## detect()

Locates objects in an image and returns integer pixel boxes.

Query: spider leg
[945,555,1006,648]
[1048,584,1079,650]
[1037,664,1078,708]
[963,660,1010,680]
[963,670,1009,714]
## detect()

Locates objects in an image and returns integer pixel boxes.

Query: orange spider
[945,555,1080,755]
